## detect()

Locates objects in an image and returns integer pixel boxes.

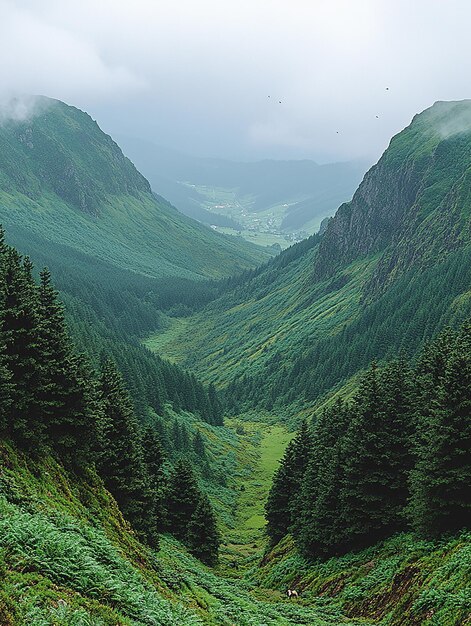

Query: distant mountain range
[117,135,366,246]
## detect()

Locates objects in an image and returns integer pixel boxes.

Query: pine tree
[192,430,206,459]
[97,358,155,544]
[294,400,350,557]
[265,420,312,544]
[410,330,471,536]
[1,250,44,448]
[165,459,201,541]
[208,383,223,426]
[187,493,220,565]
[141,425,166,535]
[338,362,408,552]
[0,339,12,433]
[36,268,98,464]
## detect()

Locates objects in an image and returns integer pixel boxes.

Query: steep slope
[145,101,471,412]
[0,440,366,626]
[315,100,471,289]
[0,96,272,281]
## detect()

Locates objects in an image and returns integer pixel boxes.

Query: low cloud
[0,1,145,109]
[0,94,52,125]
[2,1,471,163]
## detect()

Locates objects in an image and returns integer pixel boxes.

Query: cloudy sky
[1,0,470,164]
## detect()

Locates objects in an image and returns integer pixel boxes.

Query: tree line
[266,324,471,558]
[225,245,471,414]
[0,229,220,564]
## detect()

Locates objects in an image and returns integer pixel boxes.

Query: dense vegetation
[0,97,470,624]
[148,102,471,423]
[266,324,471,558]
[0,230,220,563]
[0,96,272,283]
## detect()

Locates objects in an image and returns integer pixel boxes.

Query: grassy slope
[1,404,468,626]
[0,189,271,281]
[251,534,471,626]
[144,248,375,387]
[144,102,471,415]
[0,98,272,281]
[0,439,366,626]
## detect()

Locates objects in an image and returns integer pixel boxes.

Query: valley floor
[1,421,469,625]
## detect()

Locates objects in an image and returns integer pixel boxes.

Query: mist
[1,0,471,164]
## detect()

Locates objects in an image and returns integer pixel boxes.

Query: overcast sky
[1,0,471,164]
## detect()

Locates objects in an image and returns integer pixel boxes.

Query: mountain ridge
[145,100,471,414]
[0,96,273,281]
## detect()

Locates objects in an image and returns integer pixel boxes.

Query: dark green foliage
[141,425,166,534]
[187,492,220,565]
[36,269,98,464]
[165,459,201,541]
[265,421,312,544]
[409,326,471,537]
[1,248,44,448]
[293,400,350,558]
[164,459,220,563]
[208,383,223,426]
[225,246,471,414]
[192,430,206,459]
[96,358,155,545]
[338,361,413,551]
[290,328,471,559]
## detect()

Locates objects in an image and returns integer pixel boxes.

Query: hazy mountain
[117,134,366,239]
[148,100,471,408]
[0,97,273,281]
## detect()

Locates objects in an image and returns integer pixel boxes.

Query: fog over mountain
[2,0,471,164]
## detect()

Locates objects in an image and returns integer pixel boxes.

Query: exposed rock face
[312,101,471,297]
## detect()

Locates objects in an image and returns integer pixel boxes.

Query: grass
[218,419,293,567]
[250,533,471,626]
[143,251,375,393]
[143,317,191,364]
[0,422,469,626]
[0,438,366,626]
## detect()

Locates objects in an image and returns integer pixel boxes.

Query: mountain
[314,99,471,288]
[146,100,471,412]
[0,96,273,281]
[0,97,470,626]
[117,135,366,246]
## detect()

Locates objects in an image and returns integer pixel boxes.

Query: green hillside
[0,98,470,626]
[0,97,272,281]
[145,100,471,415]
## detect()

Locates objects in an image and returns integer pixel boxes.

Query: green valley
[0,95,470,626]
[117,135,366,249]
